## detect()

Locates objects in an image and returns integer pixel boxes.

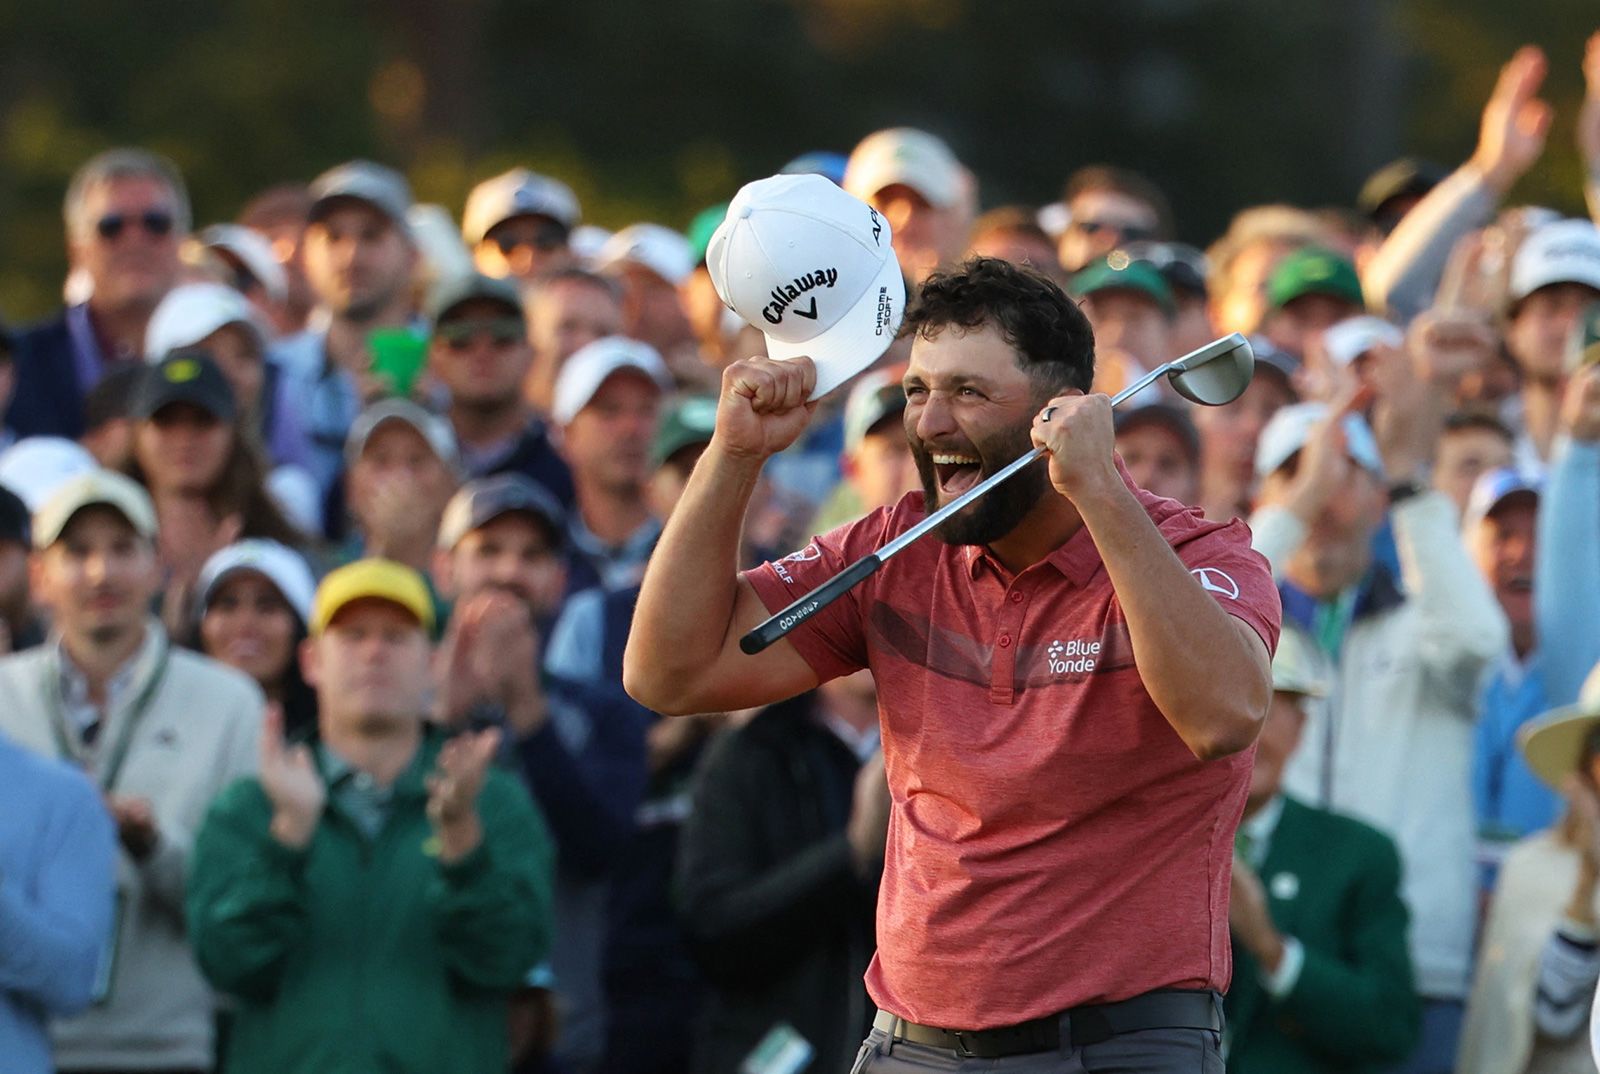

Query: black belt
[872,988,1222,1059]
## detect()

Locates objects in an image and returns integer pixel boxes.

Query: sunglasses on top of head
[95,210,176,241]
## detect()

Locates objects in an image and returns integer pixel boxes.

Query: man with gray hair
[7,148,189,440]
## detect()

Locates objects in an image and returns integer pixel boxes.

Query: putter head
[1167,333,1254,406]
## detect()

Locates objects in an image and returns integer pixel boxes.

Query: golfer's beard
[915,425,1049,547]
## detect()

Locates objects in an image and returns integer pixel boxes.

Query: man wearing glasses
[462,168,581,285]
[8,148,188,440]
[426,273,575,504]
[1055,165,1173,274]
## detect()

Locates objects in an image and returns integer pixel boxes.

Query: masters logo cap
[707,173,906,400]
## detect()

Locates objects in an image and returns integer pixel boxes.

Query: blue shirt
[0,733,117,1074]
[1473,651,1560,845]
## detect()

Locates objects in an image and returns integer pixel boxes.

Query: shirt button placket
[990,585,1028,703]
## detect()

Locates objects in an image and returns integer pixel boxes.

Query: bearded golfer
[626,256,1279,1072]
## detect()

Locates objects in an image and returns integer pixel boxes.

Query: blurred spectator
[463,168,581,284]
[0,484,43,652]
[524,268,626,416]
[1070,253,1174,391]
[124,352,303,637]
[8,148,189,439]
[1251,402,1507,1074]
[1205,205,1326,337]
[1469,471,1557,871]
[198,223,292,338]
[0,470,262,1073]
[188,559,553,1074]
[1223,628,1419,1072]
[1114,404,1201,505]
[1259,246,1366,362]
[276,161,421,494]
[552,336,670,592]
[0,437,98,512]
[1458,663,1600,1073]
[340,399,462,579]
[426,273,575,504]
[144,280,313,471]
[1193,340,1298,521]
[1055,164,1173,273]
[1502,219,1600,465]
[1362,47,1552,325]
[196,539,320,741]
[593,224,698,371]
[681,203,761,373]
[1538,366,1600,721]
[432,474,650,1073]
[80,366,144,471]
[843,127,973,284]
[0,321,16,449]
[0,728,117,1074]
[1122,240,1214,356]
[676,671,886,1074]
[237,183,315,335]
[1434,410,1516,516]
[1358,158,1449,238]
[810,370,918,532]
[1301,313,1404,405]
[966,206,1062,279]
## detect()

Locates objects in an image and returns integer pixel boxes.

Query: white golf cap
[345,399,462,475]
[199,224,288,305]
[843,127,963,210]
[0,437,99,512]
[462,168,581,245]
[1255,401,1385,481]
[1320,315,1403,367]
[552,336,671,425]
[1510,219,1600,305]
[198,539,317,623]
[406,204,477,285]
[32,469,158,550]
[594,224,695,287]
[708,173,906,400]
[144,282,264,361]
[570,225,613,264]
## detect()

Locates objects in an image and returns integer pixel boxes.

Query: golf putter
[739,333,1255,655]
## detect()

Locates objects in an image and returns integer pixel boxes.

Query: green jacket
[1225,795,1421,1074]
[187,729,553,1074]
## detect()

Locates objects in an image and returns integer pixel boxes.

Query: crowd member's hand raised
[260,703,326,850]
[426,728,500,863]
[1470,45,1551,195]
[1281,386,1366,525]
[1578,31,1600,180]
[1561,363,1600,442]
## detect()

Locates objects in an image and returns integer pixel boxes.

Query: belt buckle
[950,1030,978,1059]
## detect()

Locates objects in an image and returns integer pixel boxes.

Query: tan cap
[1519,662,1600,789]
[1271,627,1329,698]
[32,470,157,550]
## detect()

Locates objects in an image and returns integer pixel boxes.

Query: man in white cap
[1504,218,1600,465]
[1250,402,1507,1073]
[843,127,974,285]
[1223,627,1419,1074]
[593,224,698,369]
[552,336,671,592]
[0,470,262,1073]
[276,161,422,496]
[198,223,291,334]
[462,168,581,283]
[341,399,463,581]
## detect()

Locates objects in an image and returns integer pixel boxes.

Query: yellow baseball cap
[310,558,435,637]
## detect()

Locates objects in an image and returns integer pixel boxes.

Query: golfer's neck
[985,497,1084,576]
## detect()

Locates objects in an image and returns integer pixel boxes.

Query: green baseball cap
[1267,247,1364,311]
[686,203,729,267]
[1069,254,1175,316]
[652,394,720,469]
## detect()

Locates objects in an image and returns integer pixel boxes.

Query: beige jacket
[0,621,262,1071]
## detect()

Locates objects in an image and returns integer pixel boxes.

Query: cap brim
[763,254,906,401]
[1520,705,1600,789]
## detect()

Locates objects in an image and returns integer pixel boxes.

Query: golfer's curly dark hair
[901,257,1095,399]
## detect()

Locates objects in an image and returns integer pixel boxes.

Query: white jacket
[1251,491,1508,998]
[0,622,262,1071]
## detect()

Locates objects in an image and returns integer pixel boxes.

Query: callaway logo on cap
[707,173,905,400]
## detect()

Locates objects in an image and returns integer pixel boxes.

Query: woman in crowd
[194,539,319,741]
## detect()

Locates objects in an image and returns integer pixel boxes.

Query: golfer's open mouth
[933,453,983,497]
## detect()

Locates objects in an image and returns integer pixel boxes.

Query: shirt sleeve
[1172,518,1284,657]
[1535,920,1600,1041]
[739,506,901,683]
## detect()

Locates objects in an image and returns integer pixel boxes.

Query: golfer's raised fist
[715,355,819,460]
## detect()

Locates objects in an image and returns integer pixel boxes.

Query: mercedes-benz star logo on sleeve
[1190,567,1240,600]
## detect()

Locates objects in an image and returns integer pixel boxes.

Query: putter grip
[739,554,883,655]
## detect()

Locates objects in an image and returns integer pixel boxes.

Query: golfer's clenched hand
[1030,392,1119,502]
[715,355,820,460]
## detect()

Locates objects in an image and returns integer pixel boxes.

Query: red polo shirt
[743,481,1281,1030]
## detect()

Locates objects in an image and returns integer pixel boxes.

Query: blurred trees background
[0,0,1592,320]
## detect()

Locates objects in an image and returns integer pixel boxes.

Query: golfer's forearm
[624,442,763,711]
[1079,488,1270,759]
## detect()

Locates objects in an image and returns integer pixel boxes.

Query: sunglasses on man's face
[439,318,526,349]
[491,221,568,256]
[1072,218,1153,244]
[95,210,176,241]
